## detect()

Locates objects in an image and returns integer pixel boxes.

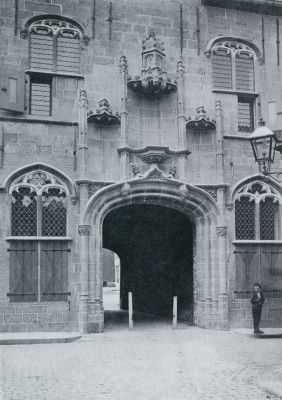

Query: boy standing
[250,283,264,334]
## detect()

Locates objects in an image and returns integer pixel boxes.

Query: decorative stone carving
[120,183,131,196]
[186,106,216,131]
[127,30,177,96]
[226,202,233,211]
[117,146,190,164]
[88,184,104,198]
[70,195,79,205]
[87,99,120,125]
[119,53,128,73]
[132,165,143,178]
[167,166,177,179]
[10,170,67,195]
[78,225,91,235]
[179,184,189,199]
[177,60,185,78]
[216,227,227,237]
[200,186,217,201]
[79,90,88,109]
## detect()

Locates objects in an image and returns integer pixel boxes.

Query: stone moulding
[186,106,216,131]
[117,146,191,164]
[87,99,120,125]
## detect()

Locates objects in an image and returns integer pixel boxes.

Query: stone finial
[142,30,165,54]
[79,89,88,109]
[215,100,223,117]
[119,53,128,73]
[177,60,185,78]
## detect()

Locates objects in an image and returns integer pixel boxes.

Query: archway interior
[103,204,194,322]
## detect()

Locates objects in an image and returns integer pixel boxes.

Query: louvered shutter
[57,32,81,74]
[30,32,54,71]
[30,74,52,116]
[212,49,232,89]
[235,53,254,92]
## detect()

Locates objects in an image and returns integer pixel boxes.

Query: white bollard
[128,292,133,331]
[173,296,177,329]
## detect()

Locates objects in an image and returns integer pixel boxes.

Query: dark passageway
[103,204,194,323]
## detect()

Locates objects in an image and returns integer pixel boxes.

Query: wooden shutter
[235,245,259,291]
[0,70,25,112]
[235,54,254,92]
[41,241,69,301]
[9,241,38,302]
[212,49,232,89]
[30,74,51,116]
[57,33,81,74]
[30,32,54,71]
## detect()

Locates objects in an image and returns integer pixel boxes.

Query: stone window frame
[7,169,72,303]
[234,180,282,240]
[20,15,89,117]
[206,36,262,134]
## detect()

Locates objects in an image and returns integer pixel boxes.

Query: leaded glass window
[235,197,255,240]
[235,181,281,240]
[10,170,67,237]
[9,170,69,303]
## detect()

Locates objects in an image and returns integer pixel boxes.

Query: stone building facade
[0,0,282,333]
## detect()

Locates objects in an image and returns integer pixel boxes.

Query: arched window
[8,170,69,303]
[211,40,256,133]
[235,181,280,240]
[24,17,85,116]
[29,18,83,74]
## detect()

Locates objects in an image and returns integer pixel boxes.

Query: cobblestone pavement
[0,322,282,400]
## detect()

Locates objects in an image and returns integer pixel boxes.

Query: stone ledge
[0,331,81,345]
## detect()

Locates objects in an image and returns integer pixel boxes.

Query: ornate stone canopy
[127,30,177,96]
[87,99,120,125]
[186,106,216,131]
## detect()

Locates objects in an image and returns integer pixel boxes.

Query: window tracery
[235,181,281,240]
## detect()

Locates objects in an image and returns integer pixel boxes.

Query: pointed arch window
[23,17,87,116]
[235,181,281,240]
[8,170,70,303]
[211,40,256,133]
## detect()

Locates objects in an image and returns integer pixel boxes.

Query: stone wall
[0,0,282,332]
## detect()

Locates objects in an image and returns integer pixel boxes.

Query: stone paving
[0,322,282,400]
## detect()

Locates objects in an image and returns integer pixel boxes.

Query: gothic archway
[79,170,228,333]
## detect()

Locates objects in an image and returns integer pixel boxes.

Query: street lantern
[249,118,278,174]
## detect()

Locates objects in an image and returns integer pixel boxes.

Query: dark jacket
[250,292,265,308]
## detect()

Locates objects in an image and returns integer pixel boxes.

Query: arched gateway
[78,168,228,333]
